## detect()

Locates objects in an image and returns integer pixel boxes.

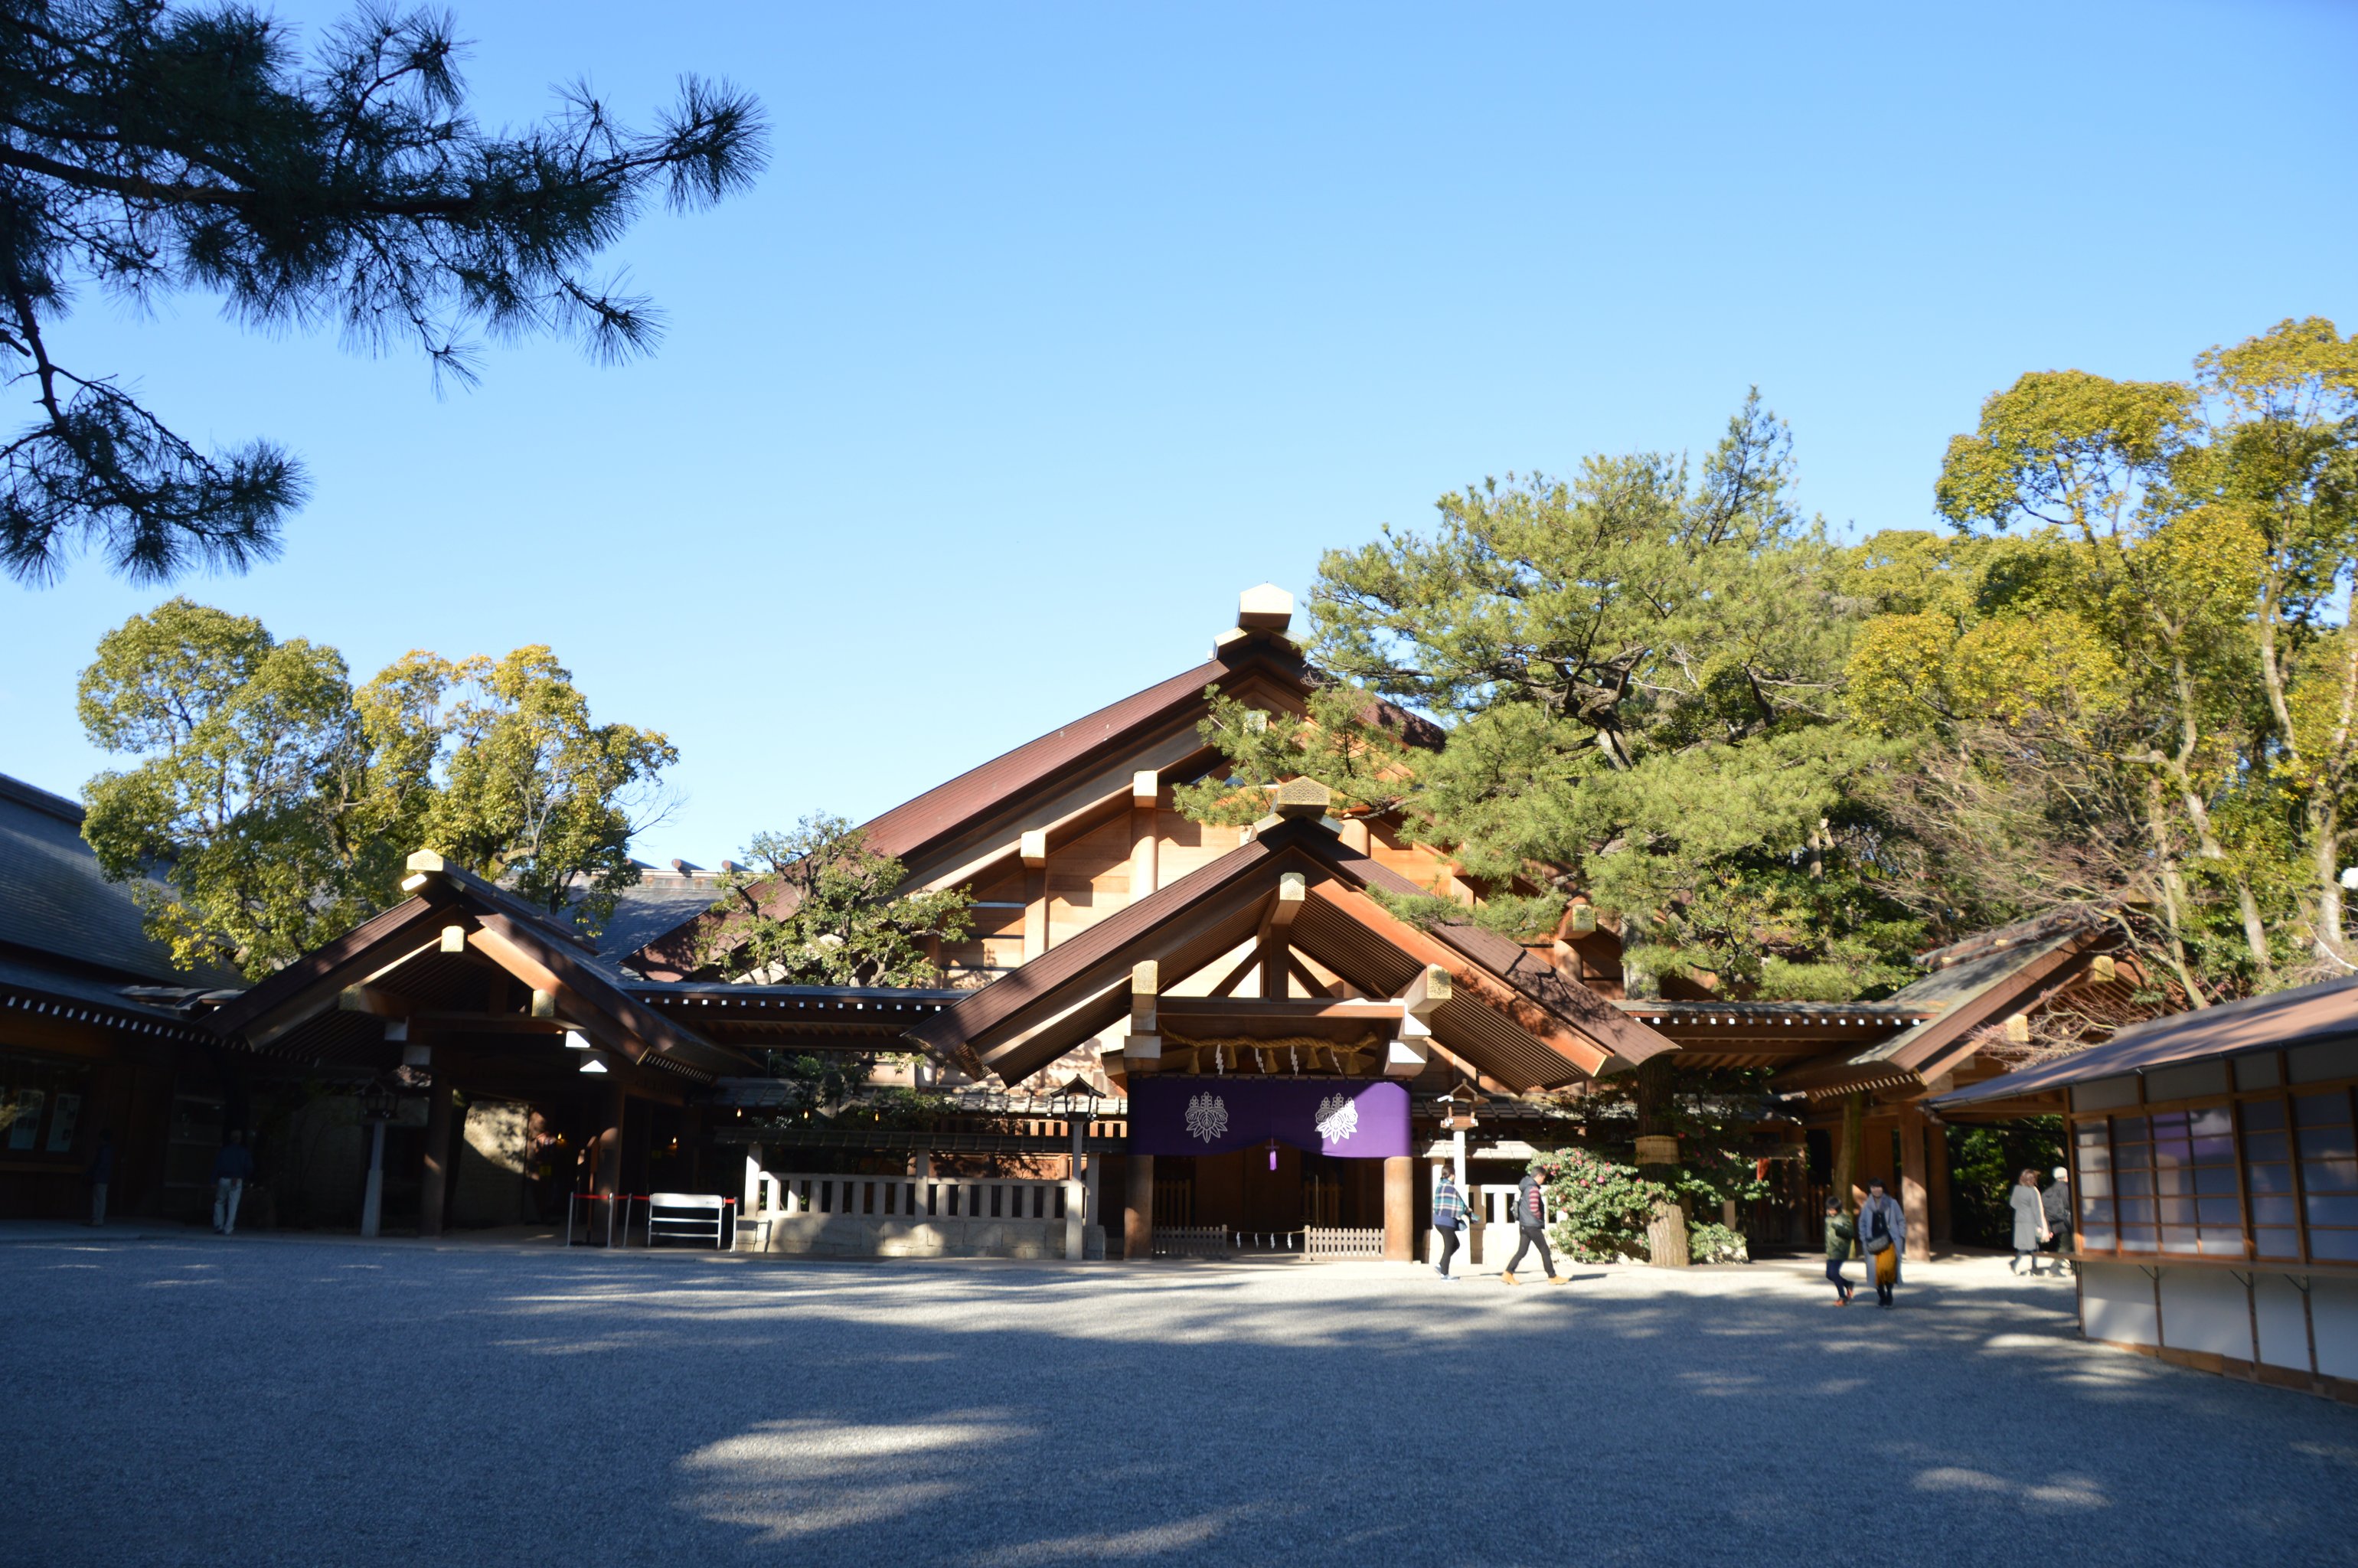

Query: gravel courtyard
[5,1230,2354,1567]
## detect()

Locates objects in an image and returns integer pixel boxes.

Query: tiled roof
[0,771,201,984]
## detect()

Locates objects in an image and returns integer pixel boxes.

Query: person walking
[1432,1171,1467,1282]
[2008,1167,2050,1275]
[85,1129,114,1227]
[1858,1176,1905,1307]
[211,1129,253,1236]
[2042,1165,2074,1276]
[1500,1168,1567,1285]
[1823,1196,1856,1305]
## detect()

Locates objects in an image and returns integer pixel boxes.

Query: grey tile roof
[0,952,202,1031]
[1844,927,2089,1066]
[588,879,730,965]
[0,771,195,983]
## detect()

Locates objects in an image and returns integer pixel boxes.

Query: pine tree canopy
[1,0,766,583]
[702,815,975,989]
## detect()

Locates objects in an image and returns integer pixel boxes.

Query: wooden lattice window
[2296,1088,2358,1264]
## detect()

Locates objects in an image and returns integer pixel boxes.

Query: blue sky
[5,1,2354,865]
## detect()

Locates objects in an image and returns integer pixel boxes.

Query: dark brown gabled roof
[203,868,752,1083]
[858,635,1315,866]
[1771,919,2114,1097]
[903,815,1674,1088]
[629,632,1324,979]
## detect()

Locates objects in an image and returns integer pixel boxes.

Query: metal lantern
[358,1080,398,1122]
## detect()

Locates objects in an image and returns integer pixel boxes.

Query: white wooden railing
[738,1159,1086,1258]
[1305,1226,1383,1259]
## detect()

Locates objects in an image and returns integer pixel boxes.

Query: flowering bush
[1529,1148,1671,1263]
[1528,1146,1755,1263]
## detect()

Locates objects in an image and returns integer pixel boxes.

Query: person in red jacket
[1501,1168,1567,1285]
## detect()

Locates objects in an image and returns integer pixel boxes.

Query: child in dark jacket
[1824,1197,1856,1305]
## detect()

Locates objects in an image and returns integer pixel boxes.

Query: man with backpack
[1501,1168,1568,1285]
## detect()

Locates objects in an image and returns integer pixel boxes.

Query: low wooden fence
[1305,1226,1384,1259]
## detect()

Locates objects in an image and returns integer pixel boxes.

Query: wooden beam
[1128,786,1160,911]
[1398,963,1452,1019]
[1207,940,1263,998]
[406,1012,572,1034]
[1130,959,1158,1032]
[1258,871,1306,937]
[1306,881,1612,1077]
[336,984,413,1020]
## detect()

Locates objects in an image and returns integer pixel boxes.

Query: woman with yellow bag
[1857,1176,1906,1308]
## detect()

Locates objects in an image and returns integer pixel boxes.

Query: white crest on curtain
[1315,1093,1358,1145]
[1185,1092,1230,1144]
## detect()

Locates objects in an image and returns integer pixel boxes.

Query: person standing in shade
[1858,1176,1905,1307]
[211,1129,253,1236]
[1823,1196,1855,1305]
[1432,1171,1467,1282]
[1501,1167,1567,1285]
[2042,1165,2074,1275]
[2009,1167,2050,1275]
[85,1129,113,1227]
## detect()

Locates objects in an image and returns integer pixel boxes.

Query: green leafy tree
[78,597,412,972]
[80,604,675,972]
[2,0,765,583]
[374,647,676,927]
[704,814,974,988]
[1860,318,2358,998]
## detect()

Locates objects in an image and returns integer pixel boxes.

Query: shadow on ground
[3,1236,2353,1566]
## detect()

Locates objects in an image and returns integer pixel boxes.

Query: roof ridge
[0,770,85,825]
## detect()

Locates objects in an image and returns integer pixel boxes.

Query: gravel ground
[3,1229,2354,1567]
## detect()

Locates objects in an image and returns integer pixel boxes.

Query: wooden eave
[903,817,1675,1089]
[1768,929,2108,1097]
[203,879,752,1084]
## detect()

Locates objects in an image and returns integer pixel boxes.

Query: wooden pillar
[1128,773,1159,907]
[1383,1156,1413,1261]
[1929,1118,1953,1246]
[1833,1091,1866,1213]
[596,1082,625,1199]
[1899,1104,1932,1263]
[419,1083,455,1239]
[1124,1154,1155,1262]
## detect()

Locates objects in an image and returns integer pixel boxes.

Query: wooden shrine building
[3,586,2170,1252]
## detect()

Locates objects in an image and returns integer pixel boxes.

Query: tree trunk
[1831,1092,1865,1217]
[1645,1197,1690,1267]
[2143,775,2209,1008]
[1635,1057,1687,1265]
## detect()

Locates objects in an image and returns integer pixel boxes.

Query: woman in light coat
[2009,1168,2050,1276]
[1857,1177,1906,1307]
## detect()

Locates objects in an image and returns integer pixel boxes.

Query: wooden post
[1929,1117,1953,1246]
[1834,1092,1866,1214]
[1383,1156,1413,1262]
[1128,772,1159,907]
[1124,1154,1155,1262]
[1021,829,1050,962]
[420,1083,455,1238]
[596,1082,625,1200]
[1899,1104,1932,1263]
